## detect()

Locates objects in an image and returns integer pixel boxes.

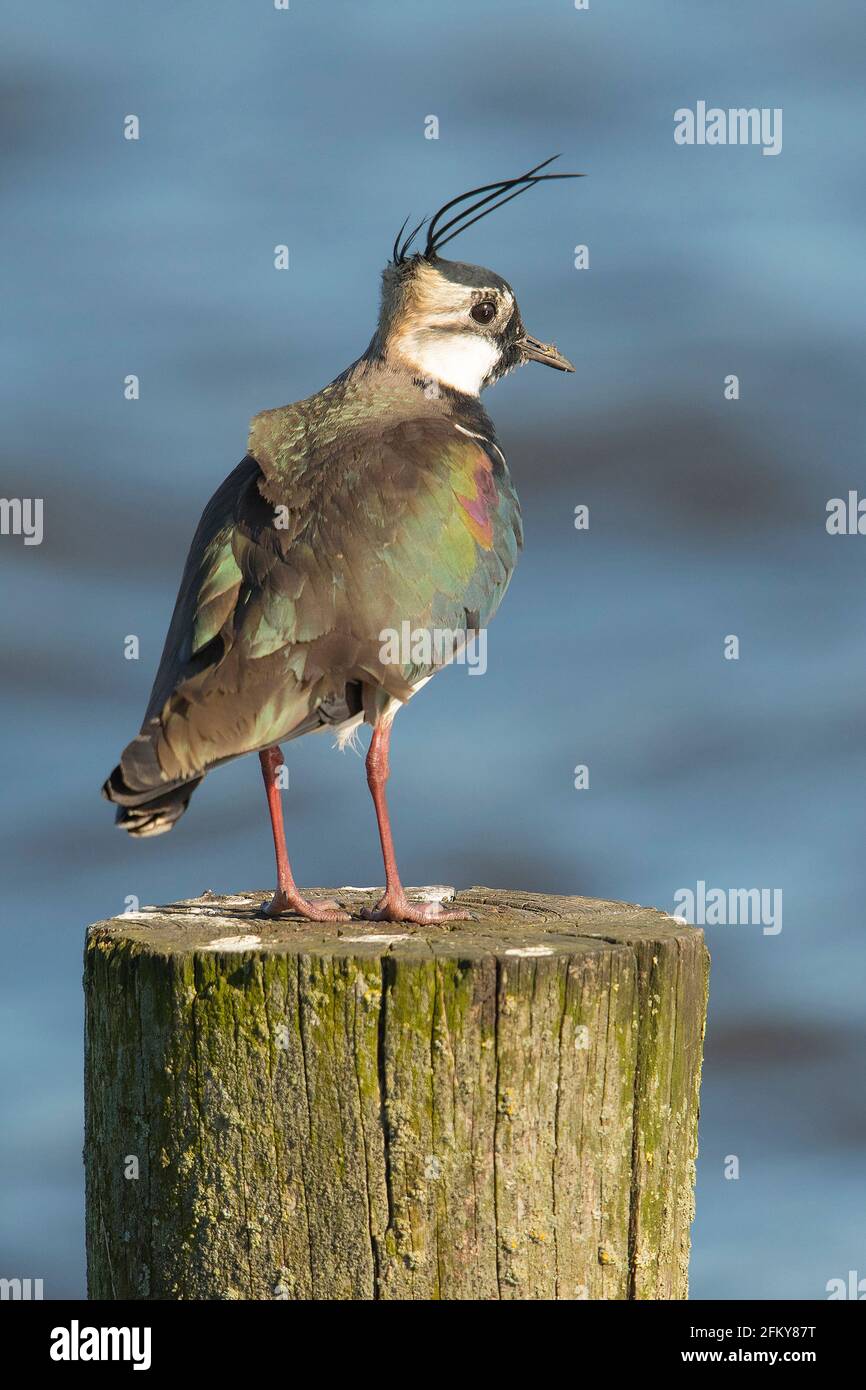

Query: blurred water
[1,0,864,1299]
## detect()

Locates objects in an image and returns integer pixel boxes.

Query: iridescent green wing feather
[117,407,521,795]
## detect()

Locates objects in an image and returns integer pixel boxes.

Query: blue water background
[1,1,864,1298]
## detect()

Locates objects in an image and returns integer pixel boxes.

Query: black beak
[517,332,575,372]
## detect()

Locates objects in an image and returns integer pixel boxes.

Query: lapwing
[104,158,579,924]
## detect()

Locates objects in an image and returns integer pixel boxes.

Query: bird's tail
[102,732,203,837]
[103,772,202,837]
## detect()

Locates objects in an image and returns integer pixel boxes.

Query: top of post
[86,886,704,962]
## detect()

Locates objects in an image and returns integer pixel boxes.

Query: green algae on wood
[84,886,709,1300]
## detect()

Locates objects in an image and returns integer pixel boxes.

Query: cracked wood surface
[84,886,709,1300]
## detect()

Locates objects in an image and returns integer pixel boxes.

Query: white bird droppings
[202,934,262,952]
[505,945,554,957]
[342,933,411,944]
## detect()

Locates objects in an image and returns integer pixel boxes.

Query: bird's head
[375,158,581,397]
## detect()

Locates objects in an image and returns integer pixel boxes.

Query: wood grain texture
[84,887,709,1301]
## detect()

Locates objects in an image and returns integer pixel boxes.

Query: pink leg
[259,746,349,922]
[362,721,471,925]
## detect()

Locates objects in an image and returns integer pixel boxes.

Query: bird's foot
[361,890,473,926]
[261,889,350,923]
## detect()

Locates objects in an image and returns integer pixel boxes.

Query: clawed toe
[360,895,472,926]
[261,893,350,923]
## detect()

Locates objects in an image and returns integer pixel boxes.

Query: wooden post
[84,886,708,1301]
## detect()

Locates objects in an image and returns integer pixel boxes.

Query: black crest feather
[392,156,583,264]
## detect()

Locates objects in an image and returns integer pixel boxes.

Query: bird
[103,157,580,925]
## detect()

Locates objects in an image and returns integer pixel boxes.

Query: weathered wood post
[84,886,708,1300]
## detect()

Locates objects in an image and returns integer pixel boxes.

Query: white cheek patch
[398,331,499,396]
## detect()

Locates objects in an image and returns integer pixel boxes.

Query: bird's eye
[470,300,497,325]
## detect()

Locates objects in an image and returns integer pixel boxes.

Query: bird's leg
[361,719,471,925]
[258,745,349,922]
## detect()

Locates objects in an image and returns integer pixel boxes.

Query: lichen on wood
[84,887,709,1300]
